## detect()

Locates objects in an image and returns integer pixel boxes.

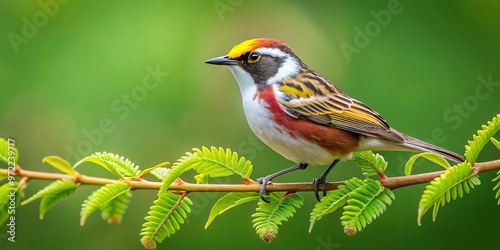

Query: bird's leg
[257,162,308,202]
[313,159,340,201]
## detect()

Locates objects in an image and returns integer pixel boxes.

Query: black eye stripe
[240,55,285,85]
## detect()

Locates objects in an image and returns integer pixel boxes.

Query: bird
[205,38,464,202]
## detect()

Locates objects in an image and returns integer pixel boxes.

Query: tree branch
[1,159,499,192]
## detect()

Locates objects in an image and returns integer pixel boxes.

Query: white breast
[228,66,336,165]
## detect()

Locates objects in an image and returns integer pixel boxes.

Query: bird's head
[205,38,302,88]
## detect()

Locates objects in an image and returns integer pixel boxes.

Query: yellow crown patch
[227,39,260,59]
[227,38,286,59]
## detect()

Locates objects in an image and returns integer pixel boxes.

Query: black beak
[205,55,238,66]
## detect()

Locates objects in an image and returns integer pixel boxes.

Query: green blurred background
[1,0,499,249]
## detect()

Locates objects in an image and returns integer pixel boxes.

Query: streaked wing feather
[281,94,405,143]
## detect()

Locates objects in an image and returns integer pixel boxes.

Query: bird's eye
[248,52,261,63]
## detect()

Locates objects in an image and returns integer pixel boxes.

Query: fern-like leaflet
[21,179,77,219]
[100,190,132,224]
[140,192,192,249]
[417,162,480,225]
[205,192,260,229]
[74,152,141,178]
[340,178,394,235]
[143,147,253,248]
[353,151,388,178]
[251,192,303,243]
[192,147,253,177]
[80,182,131,226]
[309,178,365,232]
[464,113,500,163]
[158,147,253,197]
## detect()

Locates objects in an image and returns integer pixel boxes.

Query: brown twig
[1,159,499,192]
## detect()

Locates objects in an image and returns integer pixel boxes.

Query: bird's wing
[277,78,405,143]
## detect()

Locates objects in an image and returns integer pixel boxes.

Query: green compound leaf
[21,179,75,206]
[192,147,253,178]
[140,192,193,249]
[158,147,253,197]
[353,151,388,178]
[21,179,77,219]
[100,190,132,224]
[464,113,500,163]
[0,138,18,166]
[80,182,131,226]
[252,192,303,243]
[74,152,140,178]
[205,192,260,229]
[40,184,77,219]
[141,147,253,248]
[405,152,450,176]
[42,156,79,177]
[309,178,365,232]
[417,162,480,225]
[340,179,395,235]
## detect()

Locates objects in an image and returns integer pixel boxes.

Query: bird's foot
[257,176,272,203]
[312,176,328,202]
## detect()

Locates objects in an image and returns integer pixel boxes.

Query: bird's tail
[401,134,464,163]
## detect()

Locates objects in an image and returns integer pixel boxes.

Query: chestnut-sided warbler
[205,38,464,202]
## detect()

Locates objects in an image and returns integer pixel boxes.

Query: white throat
[228,65,255,98]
